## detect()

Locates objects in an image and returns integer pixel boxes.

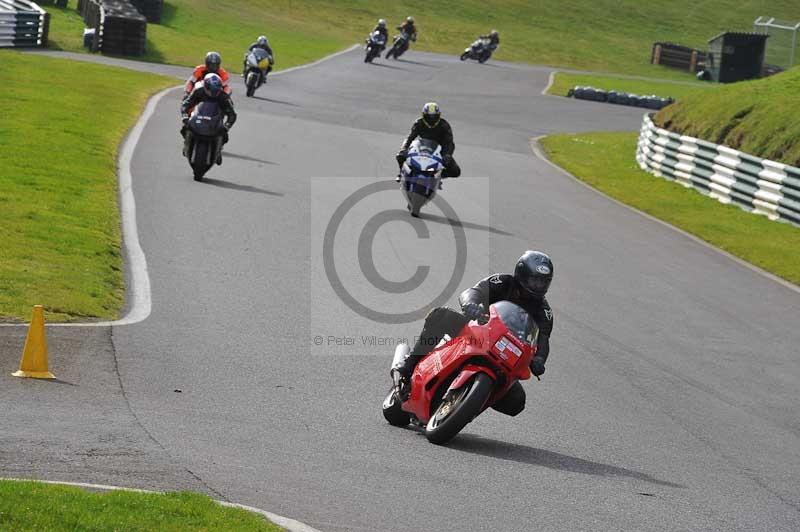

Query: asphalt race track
[3,48,800,531]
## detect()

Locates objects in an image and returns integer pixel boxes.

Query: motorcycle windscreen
[492,301,539,345]
[250,48,271,64]
[189,101,223,137]
[412,138,440,156]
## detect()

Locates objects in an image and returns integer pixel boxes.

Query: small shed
[706,32,768,83]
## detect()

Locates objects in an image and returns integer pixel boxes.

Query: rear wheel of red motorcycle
[425,373,493,445]
[382,388,410,427]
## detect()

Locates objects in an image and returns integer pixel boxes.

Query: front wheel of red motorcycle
[425,373,493,445]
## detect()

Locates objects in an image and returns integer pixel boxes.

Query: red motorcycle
[382,301,539,444]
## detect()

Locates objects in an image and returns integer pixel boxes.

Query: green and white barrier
[636,114,800,226]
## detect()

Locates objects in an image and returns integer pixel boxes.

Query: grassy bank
[0,480,281,531]
[540,132,800,285]
[47,1,800,77]
[547,72,712,100]
[656,67,800,166]
[1,51,174,322]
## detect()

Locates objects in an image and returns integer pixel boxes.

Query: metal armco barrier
[0,0,48,48]
[637,114,800,226]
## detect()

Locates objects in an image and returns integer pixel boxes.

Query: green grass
[0,480,282,531]
[547,72,712,100]
[656,66,800,166]
[47,1,800,78]
[540,132,800,285]
[1,51,174,322]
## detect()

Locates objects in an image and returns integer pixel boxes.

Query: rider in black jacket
[392,251,554,416]
[396,102,461,182]
[180,74,237,164]
[370,19,389,42]
[481,29,500,47]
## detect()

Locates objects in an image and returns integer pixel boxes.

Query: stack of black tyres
[129,0,162,23]
[76,0,146,55]
[101,0,146,56]
[76,0,102,51]
[567,86,674,110]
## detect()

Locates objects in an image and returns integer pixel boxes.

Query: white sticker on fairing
[495,337,522,358]
[544,308,553,321]
[505,340,522,357]
[495,337,508,353]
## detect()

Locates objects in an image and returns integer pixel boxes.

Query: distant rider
[397,16,417,40]
[391,251,555,416]
[367,19,389,47]
[481,29,500,49]
[396,102,460,184]
[180,73,237,165]
[185,51,231,96]
[243,35,274,78]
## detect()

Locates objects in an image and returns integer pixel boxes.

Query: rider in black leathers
[392,251,554,416]
[481,29,500,47]
[396,102,461,182]
[180,74,237,164]
[370,19,389,42]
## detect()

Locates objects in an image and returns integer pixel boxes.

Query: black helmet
[514,251,553,298]
[203,73,223,97]
[205,51,221,73]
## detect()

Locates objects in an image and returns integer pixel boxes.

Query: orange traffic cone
[12,305,55,379]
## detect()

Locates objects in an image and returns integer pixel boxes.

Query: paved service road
[4,49,800,531]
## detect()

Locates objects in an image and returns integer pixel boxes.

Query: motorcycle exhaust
[391,343,410,370]
[390,343,411,397]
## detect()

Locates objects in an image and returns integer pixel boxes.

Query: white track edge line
[541,70,556,96]
[0,85,172,329]
[0,478,322,532]
[529,136,800,295]
[272,44,359,77]
[1,44,360,328]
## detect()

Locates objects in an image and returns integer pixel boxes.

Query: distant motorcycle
[184,101,226,181]
[365,30,387,63]
[244,48,273,97]
[382,301,539,444]
[386,30,416,59]
[399,138,446,217]
[460,37,496,63]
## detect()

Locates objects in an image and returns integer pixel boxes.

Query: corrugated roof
[708,31,769,43]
